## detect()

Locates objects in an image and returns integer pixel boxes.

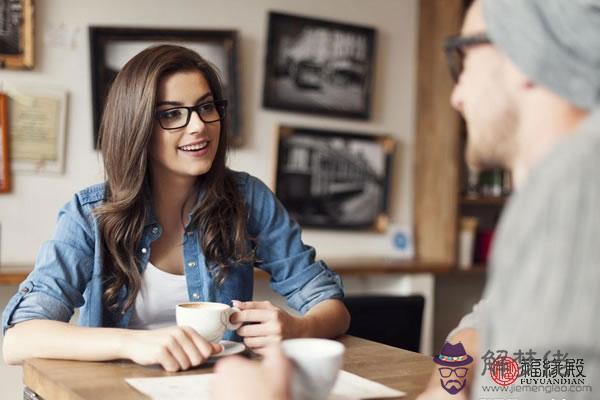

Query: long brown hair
[95,45,254,312]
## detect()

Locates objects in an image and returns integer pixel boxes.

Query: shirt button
[141,248,147,254]
[20,287,29,294]
[152,226,159,235]
[186,231,193,236]
[187,261,197,268]
[192,293,200,300]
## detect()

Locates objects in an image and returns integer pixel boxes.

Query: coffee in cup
[175,302,241,343]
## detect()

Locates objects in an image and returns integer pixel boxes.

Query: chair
[343,294,425,352]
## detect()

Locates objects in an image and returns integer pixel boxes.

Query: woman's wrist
[114,328,135,360]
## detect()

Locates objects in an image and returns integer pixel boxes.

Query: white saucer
[212,340,246,358]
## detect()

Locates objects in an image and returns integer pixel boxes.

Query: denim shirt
[2,171,344,340]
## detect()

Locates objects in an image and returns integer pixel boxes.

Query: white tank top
[128,261,189,329]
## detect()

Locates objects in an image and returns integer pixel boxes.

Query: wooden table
[23,336,434,400]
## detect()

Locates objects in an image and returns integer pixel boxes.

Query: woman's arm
[3,319,221,371]
[296,299,350,338]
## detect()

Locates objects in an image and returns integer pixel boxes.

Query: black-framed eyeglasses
[155,99,228,130]
[443,33,491,82]
[438,367,468,378]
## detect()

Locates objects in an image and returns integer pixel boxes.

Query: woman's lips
[178,141,210,158]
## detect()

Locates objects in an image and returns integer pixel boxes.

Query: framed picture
[0,0,34,69]
[6,84,68,174]
[263,12,376,119]
[275,125,394,231]
[89,27,242,148]
[0,92,10,192]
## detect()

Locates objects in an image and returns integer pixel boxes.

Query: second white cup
[281,338,345,400]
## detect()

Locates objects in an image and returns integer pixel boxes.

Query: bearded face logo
[433,342,474,395]
[438,366,468,394]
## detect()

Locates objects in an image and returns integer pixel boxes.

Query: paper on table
[126,374,214,400]
[125,370,405,400]
[330,370,405,399]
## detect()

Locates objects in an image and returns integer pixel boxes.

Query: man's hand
[214,345,292,400]
[416,386,467,400]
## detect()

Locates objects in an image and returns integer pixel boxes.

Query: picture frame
[89,27,242,148]
[5,84,68,174]
[0,0,34,69]
[0,92,10,192]
[275,125,394,232]
[263,12,376,120]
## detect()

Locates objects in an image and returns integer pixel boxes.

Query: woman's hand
[122,326,222,372]
[231,300,304,350]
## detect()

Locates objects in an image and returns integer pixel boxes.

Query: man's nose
[450,82,463,113]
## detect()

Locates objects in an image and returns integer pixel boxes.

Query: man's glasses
[438,367,468,378]
[155,99,228,130]
[443,33,491,81]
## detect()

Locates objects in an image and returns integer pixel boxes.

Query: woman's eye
[199,103,216,113]
[161,109,183,120]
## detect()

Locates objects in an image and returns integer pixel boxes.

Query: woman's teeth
[179,142,208,151]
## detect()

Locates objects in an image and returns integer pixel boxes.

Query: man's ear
[502,57,533,92]
[522,78,535,90]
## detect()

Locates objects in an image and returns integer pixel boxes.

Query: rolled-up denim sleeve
[245,175,344,314]
[2,197,95,334]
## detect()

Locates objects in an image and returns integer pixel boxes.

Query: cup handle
[223,307,242,330]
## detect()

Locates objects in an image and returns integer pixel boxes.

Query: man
[420,0,599,398]
[215,0,600,398]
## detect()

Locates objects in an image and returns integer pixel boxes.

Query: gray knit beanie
[482,0,600,110]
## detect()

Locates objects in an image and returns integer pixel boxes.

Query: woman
[2,45,350,372]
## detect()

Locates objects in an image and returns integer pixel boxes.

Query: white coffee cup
[281,338,345,400]
[175,302,242,343]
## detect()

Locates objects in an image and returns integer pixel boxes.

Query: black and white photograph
[0,0,33,69]
[89,27,242,148]
[275,126,394,231]
[263,12,376,119]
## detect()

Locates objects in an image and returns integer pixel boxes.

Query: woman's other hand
[123,326,222,371]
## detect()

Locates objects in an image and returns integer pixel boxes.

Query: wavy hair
[95,45,254,312]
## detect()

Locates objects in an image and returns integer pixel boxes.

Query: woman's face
[149,70,221,183]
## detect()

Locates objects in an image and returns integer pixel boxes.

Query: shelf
[460,195,509,206]
[0,259,459,286]
[0,267,31,285]
[448,265,487,275]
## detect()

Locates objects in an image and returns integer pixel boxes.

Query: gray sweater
[454,108,600,399]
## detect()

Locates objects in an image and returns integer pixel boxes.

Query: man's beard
[464,102,519,173]
[441,378,466,395]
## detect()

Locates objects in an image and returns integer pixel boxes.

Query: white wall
[0,0,418,264]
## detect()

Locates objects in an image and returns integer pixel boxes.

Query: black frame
[263,12,376,120]
[275,125,394,232]
[0,0,34,69]
[89,27,242,148]
[0,92,10,192]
